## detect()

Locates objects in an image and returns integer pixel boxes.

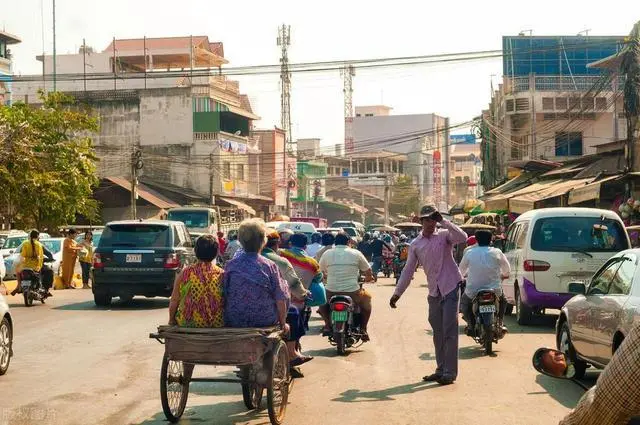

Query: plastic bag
[306,281,327,307]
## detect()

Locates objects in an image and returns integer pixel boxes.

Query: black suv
[92,220,195,306]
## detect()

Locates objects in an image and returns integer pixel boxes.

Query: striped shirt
[280,247,323,289]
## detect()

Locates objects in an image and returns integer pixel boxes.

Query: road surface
[0,274,593,425]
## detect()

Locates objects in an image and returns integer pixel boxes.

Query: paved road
[0,275,594,425]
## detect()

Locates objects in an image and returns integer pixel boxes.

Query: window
[356,114,361,117]
[609,254,637,295]
[588,259,623,295]
[503,224,520,253]
[365,113,374,117]
[555,132,583,157]
[515,222,529,249]
[223,162,231,180]
[0,41,6,59]
[237,164,245,181]
[542,98,554,110]
[100,224,171,248]
[455,162,463,172]
[531,217,628,253]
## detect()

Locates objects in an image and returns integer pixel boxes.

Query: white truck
[166,206,245,235]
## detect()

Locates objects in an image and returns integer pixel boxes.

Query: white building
[352,105,450,206]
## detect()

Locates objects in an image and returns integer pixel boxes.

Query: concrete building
[481,35,626,189]
[352,106,450,208]
[252,127,295,214]
[0,31,21,105]
[13,36,270,219]
[449,141,483,204]
[297,138,321,159]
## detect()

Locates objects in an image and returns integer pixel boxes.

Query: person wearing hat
[464,235,477,255]
[390,204,468,385]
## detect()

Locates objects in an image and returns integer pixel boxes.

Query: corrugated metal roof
[105,177,180,210]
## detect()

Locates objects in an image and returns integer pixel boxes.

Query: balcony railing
[506,75,624,93]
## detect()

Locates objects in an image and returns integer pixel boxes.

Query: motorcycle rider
[357,233,373,262]
[393,235,411,283]
[314,232,335,262]
[305,232,323,258]
[319,232,374,341]
[11,230,53,297]
[458,230,510,336]
[369,232,393,281]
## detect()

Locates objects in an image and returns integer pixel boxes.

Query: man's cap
[466,236,477,246]
[419,204,438,219]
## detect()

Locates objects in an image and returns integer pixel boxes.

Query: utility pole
[131,150,143,219]
[342,64,355,154]
[384,176,390,225]
[82,38,87,93]
[209,153,215,205]
[52,0,56,92]
[278,24,293,216]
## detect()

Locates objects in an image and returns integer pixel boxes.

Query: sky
[3,0,639,146]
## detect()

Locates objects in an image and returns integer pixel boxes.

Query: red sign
[433,151,441,204]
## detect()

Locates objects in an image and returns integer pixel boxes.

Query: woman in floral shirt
[168,235,224,328]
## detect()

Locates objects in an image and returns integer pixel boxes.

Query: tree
[390,175,420,217]
[0,91,99,230]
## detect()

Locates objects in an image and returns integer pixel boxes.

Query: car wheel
[0,316,12,375]
[94,289,112,307]
[557,321,587,379]
[515,287,533,325]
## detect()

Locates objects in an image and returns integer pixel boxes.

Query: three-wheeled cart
[150,326,292,424]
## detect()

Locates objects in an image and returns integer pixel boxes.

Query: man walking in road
[390,204,468,385]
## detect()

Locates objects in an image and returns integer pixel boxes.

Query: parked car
[0,232,28,259]
[317,227,343,235]
[4,238,65,280]
[92,220,195,306]
[331,220,365,235]
[0,257,5,283]
[0,293,13,375]
[557,248,640,378]
[342,227,362,243]
[502,208,629,325]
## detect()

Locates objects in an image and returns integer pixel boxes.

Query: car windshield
[343,228,357,237]
[100,224,171,248]
[4,236,27,249]
[0,238,5,248]
[167,211,209,228]
[531,217,628,252]
[42,239,62,254]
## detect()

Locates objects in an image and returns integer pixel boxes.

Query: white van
[502,208,630,325]
[277,222,317,243]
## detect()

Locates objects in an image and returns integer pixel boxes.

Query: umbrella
[372,225,400,232]
[395,222,422,229]
[449,199,485,215]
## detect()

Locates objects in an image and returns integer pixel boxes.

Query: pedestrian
[305,232,323,258]
[79,231,95,289]
[389,204,468,385]
[216,231,227,257]
[224,232,241,262]
[61,228,83,289]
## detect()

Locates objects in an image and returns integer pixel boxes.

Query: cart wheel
[160,356,190,423]
[267,341,290,425]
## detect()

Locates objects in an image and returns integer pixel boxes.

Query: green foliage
[390,175,420,216]
[0,91,99,230]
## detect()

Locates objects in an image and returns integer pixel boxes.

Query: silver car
[0,293,13,375]
[4,238,65,280]
[556,248,640,378]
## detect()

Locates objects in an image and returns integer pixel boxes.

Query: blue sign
[342,170,349,177]
[449,134,476,145]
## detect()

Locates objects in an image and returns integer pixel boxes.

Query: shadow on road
[503,314,558,333]
[53,297,169,311]
[332,381,441,402]
[135,401,272,425]
[533,375,584,408]
[304,346,364,358]
[420,345,498,361]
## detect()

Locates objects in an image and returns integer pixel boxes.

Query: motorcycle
[381,256,393,278]
[469,289,505,355]
[19,260,54,307]
[327,278,366,356]
[392,253,406,284]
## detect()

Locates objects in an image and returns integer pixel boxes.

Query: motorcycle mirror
[532,348,575,379]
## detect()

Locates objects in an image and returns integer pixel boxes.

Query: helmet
[383,234,392,243]
[311,232,322,244]
[363,233,371,241]
[399,234,407,242]
[466,236,477,246]
[373,231,380,239]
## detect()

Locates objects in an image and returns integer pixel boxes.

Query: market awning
[568,175,622,205]
[509,179,593,214]
[481,171,539,197]
[484,179,563,211]
[218,197,256,215]
[105,177,180,209]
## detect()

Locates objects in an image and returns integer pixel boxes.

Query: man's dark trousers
[427,288,459,381]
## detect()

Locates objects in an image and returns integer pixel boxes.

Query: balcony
[506,75,623,94]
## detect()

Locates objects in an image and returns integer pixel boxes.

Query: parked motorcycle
[19,260,54,307]
[469,289,505,355]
